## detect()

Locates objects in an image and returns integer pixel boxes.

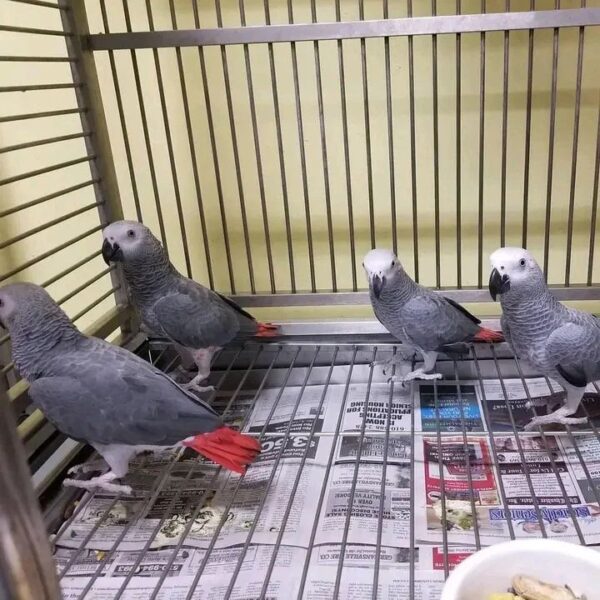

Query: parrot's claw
[182,382,215,394]
[524,407,588,431]
[63,475,133,496]
[371,354,415,376]
[67,460,106,476]
[388,369,443,386]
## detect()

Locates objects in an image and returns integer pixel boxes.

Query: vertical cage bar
[297,348,358,599]
[98,0,142,223]
[456,0,462,288]
[214,0,255,293]
[522,0,535,248]
[145,0,192,279]
[169,0,214,288]
[264,0,296,293]
[287,1,316,292]
[239,0,276,294]
[121,0,168,253]
[372,348,396,599]
[191,1,236,292]
[477,0,486,289]
[61,0,132,328]
[259,348,339,599]
[333,348,377,597]
[543,6,560,278]
[431,0,441,288]
[335,1,357,291]
[383,1,397,257]
[360,1,376,250]
[0,391,61,600]
[224,348,319,598]
[407,0,419,281]
[500,0,510,247]
[565,10,585,286]
[587,99,600,285]
[311,0,337,292]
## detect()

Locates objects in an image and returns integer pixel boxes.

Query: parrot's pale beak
[371,274,386,299]
[102,239,123,264]
[488,268,510,301]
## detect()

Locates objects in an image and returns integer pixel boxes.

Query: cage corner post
[0,390,61,600]
[60,0,138,336]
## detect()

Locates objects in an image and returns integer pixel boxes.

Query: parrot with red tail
[0,283,261,495]
[102,220,278,393]
[363,249,503,384]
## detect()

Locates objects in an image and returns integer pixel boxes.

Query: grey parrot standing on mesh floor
[0,283,261,495]
[102,221,278,393]
[489,247,599,430]
[363,249,504,384]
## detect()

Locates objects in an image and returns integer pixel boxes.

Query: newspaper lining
[56,373,600,599]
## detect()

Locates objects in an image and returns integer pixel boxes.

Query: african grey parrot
[0,283,261,495]
[489,247,598,429]
[102,221,277,392]
[363,249,503,383]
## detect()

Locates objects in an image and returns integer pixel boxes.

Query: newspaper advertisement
[55,375,600,598]
[416,378,600,545]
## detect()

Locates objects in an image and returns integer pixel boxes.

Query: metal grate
[51,337,600,599]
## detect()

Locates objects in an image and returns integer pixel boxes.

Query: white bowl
[441,539,600,600]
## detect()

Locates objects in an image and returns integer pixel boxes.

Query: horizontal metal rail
[0,24,71,36]
[0,55,73,62]
[231,286,600,307]
[0,132,90,155]
[0,107,85,123]
[0,179,97,217]
[0,154,95,186]
[0,201,102,250]
[0,83,80,92]
[88,9,600,50]
[9,0,65,8]
[0,224,103,284]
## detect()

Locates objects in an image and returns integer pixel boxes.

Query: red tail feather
[183,427,262,474]
[473,327,504,343]
[255,322,279,338]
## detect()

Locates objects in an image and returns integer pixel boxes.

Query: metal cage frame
[1,1,600,599]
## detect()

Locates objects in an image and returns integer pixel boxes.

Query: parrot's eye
[519,259,526,267]
[0,299,4,307]
[127,230,135,238]
[391,261,395,267]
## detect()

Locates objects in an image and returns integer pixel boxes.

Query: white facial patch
[490,247,534,272]
[363,249,398,275]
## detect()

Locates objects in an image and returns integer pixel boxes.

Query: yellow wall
[1,0,599,326]
[0,1,116,334]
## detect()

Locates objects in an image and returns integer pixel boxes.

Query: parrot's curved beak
[102,239,123,265]
[371,275,386,299]
[488,268,510,301]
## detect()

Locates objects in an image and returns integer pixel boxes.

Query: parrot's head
[362,249,403,299]
[489,247,544,301]
[0,282,67,331]
[102,220,161,265]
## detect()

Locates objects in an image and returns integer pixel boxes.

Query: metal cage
[0,0,599,598]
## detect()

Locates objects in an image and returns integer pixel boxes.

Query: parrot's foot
[372,354,416,375]
[63,472,133,495]
[524,406,588,431]
[67,460,107,476]
[182,381,215,394]
[388,369,443,386]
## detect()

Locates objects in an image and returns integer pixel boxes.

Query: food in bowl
[487,574,585,600]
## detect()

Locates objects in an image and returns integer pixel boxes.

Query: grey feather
[28,337,221,447]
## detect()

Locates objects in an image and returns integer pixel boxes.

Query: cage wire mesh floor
[48,336,600,599]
